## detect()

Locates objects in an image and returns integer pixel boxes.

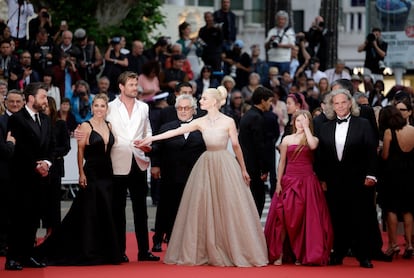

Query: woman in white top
[177,22,203,80]
[43,69,61,108]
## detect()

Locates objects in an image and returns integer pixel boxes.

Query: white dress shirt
[6,0,34,39]
[335,114,350,161]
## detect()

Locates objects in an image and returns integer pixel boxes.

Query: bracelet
[113,59,117,64]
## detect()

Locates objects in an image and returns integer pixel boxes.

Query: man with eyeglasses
[149,94,206,252]
[159,82,206,126]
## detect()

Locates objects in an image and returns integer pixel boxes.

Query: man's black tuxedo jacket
[316,116,377,194]
[150,120,206,184]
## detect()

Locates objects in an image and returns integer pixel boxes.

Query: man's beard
[33,100,46,112]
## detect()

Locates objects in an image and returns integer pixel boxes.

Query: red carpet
[1,232,414,278]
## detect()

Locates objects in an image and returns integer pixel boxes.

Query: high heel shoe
[273,254,283,266]
[402,246,413,259]
[385,244,400,257]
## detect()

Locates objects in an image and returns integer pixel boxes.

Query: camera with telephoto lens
[366,33,376,43]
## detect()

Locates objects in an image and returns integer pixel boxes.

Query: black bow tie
[180,120,191,124]
[336,117,349,124]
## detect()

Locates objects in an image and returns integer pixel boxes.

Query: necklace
[207,115,221,127]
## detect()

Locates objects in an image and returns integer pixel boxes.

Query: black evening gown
[36,123,122,265]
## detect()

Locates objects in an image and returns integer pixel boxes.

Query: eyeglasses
[176,106,193,111]
[399,108,409,112]
[233,96,242,100]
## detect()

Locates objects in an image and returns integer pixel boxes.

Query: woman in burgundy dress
[265,110,333,266]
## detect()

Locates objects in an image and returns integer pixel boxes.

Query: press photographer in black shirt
[358,27,388,81]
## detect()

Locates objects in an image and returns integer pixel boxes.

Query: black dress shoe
[152,242,162,252]
[138,252,160,261]
[23,257,46,268]
[122,254,129,263]
[359,259,374,268]
[5,259,23,271]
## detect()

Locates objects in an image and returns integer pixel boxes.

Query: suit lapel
[23,108,42,138]
[341,116,355,161]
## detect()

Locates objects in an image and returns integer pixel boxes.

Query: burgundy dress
[265,145,333,265]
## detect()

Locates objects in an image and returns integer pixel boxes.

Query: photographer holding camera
[265,10,296,75]
[358,27,388,81]
[28,6,53,44]
[304,16,332,71]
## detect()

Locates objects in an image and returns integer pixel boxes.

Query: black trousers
[7,178,43,262]
[326,187,376,261]
[112,159,150,257]
[152,181,186,243]
[250,175,266,218]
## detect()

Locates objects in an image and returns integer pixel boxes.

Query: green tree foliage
[32,0,165,48]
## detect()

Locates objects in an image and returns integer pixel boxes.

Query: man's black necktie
[336,117,348,124]
[34,113,41,129]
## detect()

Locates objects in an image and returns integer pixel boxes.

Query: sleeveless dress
[382,130,414,213]
[164,128,268,267]
[36,121,122,265]
[264,145,333,265]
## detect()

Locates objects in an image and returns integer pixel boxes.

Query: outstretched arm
[135,120,199,147]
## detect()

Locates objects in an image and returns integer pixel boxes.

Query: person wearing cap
[265,10,296,75]
[350,74,363,95]
[73,28,103,93]
[102,36,128,93]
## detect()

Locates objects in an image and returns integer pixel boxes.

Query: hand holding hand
[364,178,376,187]
[35,161,49,177]
[260,172,268,182]
[134,137,153,148]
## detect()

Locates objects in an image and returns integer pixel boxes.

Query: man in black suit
[330,79,390,263]
[238,87,274,217]
[0,90,24,257]
[150,94,206,252]
[5,82,54,270]
[316,89,378,268]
